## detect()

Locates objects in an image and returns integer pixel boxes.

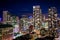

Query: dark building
[0,23,13,40]
[48,7,58,38]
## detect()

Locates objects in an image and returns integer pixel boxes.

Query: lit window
[33,6,35,8]
[49,9,51,11]
[37,19,39,20]
[48,18,51,20]
[48,15,51,16]
[54,14,57,17]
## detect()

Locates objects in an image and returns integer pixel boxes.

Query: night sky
[0,0,60,18]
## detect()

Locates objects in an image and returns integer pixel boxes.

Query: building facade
[33,5,42,29]
[0,24,13,40]
[3,11,11,24]
[48,7,58,28]
[48,7,58,37]
[20,15,29,32]
[3,11,8,24]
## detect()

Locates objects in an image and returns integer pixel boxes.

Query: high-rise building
[42,15,46,21]
[41,15,48,29]
[28,16,33,26]
[10,16,20,39]
[16,16,20,24]
[15,16,20,32]
[3,11,8,24]
[11,16,20,26]
[48,7,58,37]
[3,11,11,24]
[33,5,42,29]
[48,7,58,28]
[20,15,29,31]
[7,14,12,24]
[11,16,20,33]
[7,14,11,21]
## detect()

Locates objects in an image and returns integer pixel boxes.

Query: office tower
[48,7,58,28]
[16,16,20,32]
[11,16,17,25]
[7,14,11,21]
[42,15,46,21]
[16,16,20,25]
[20,15,29,31]
[28,16,33,26]
[7,14,12,24]
[3,11,11,24]
[10,17,13,23]
[48,7,58,37]
[11,16,20,33]
[11,16,20,26]
[3,11,8,24]
[41,15,48,29]
[33,5,42,29]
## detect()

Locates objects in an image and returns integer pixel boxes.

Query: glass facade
[33,5,42,30]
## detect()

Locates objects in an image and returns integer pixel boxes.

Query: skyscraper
[48,7,58,28]
[3,11,11,24]
[48,7,58,37]
[41,15,48,29]
[33,5,42,29]
[20,15,29,31]
[11,16,20,33]
[3,11,8,24]
[16,16,20,24]
[28,16,33,26]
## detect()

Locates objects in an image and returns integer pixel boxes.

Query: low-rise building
[0,23,13,40]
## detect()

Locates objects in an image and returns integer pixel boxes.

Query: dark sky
[0,0,60,18]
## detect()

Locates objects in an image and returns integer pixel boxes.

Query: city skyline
[0,4,60,40]
[0,0,60,18]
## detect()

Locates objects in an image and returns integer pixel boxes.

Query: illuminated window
[33,6,35,8]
